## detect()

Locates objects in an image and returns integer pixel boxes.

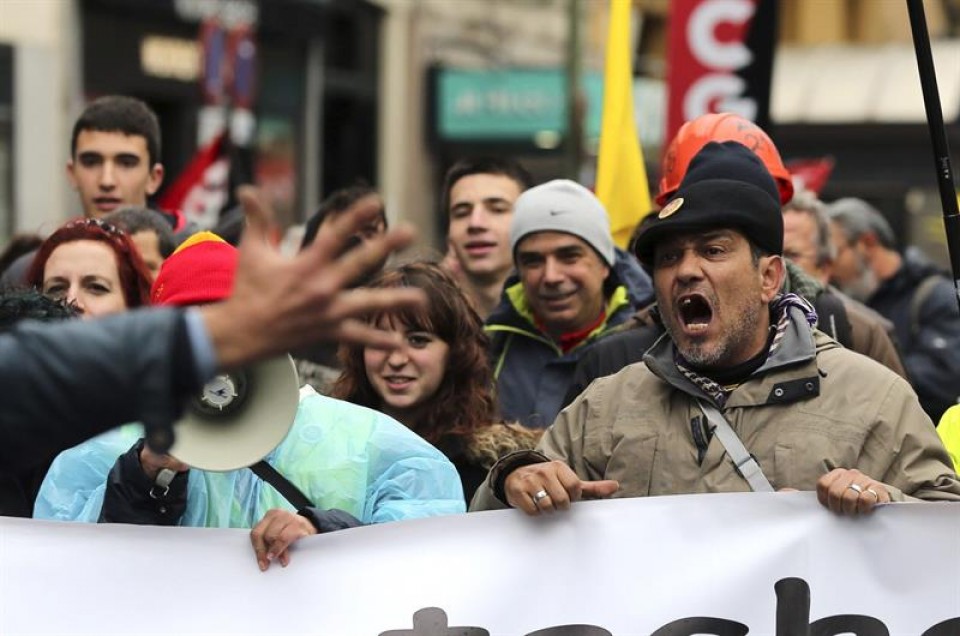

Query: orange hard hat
[657,113,794,206]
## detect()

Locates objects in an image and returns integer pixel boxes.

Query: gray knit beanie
[509,179,615,266]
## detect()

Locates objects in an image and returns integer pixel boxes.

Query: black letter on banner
[775,577,810,636]
[526,625,612,636]
[650,617,748,636]
[379,607,489,636]
[810,615,888,636]
[921,618,960,636]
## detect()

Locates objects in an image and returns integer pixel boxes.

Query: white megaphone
[167,354,300,472]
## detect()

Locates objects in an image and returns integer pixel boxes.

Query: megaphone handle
[249,460,315,511]
[143,417,174,455]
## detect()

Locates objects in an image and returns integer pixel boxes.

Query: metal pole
[565,0,582,180]
[906,0,960,314]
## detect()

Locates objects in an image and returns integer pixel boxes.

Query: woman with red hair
[26,218,152,317]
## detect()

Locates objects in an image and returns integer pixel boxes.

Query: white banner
[1,492,958,635]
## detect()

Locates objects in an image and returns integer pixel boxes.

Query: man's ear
[146,163,164,196]
[759,254,785,303]
[65,160,79,190]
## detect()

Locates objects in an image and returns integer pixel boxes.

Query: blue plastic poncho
[35,386,465,526]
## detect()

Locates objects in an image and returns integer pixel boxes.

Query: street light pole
[565,0,583,180]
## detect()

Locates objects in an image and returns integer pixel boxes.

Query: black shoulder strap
[250,460,314,511]
[814,292,854,348]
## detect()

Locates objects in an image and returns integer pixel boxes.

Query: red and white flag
[158,132,230,230]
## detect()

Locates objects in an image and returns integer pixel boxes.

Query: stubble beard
[664,298,765,370]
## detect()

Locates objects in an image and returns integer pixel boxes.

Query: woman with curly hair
[26,218,152,317]
[334,261,540,503]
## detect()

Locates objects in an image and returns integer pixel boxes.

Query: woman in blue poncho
[34,233,465,570]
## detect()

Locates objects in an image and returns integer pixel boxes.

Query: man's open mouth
[678,293,713,332]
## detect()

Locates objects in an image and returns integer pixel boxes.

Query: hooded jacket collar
[643,305,830,406]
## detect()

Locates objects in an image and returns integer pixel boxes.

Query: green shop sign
[435,68,603,144]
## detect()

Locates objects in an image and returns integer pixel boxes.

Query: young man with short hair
[442,157,533,318]
[1,96,185,287]
[67,96,165,221]
[104,206,177,280]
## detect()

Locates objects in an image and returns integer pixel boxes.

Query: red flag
[665,0,777,148]
[786,157,835,196]
[158,132,230,230]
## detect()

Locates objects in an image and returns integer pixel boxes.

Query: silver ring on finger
[532,489,549,505]
[847,483,863,495]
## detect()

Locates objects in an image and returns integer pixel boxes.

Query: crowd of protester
[1,96,958,570]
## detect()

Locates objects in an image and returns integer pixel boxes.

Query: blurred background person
[26,218,152,318]
[333,261,540,503]
[0,234,44,287]
[782,189,835,285]
[827,197,960,422]
[782,190,905,378]
[293,182,389,394]
[103,206,177,280]
[441,157,533,319]
[1,96,186,289]
[66,96,164,220]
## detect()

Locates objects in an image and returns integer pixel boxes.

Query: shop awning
[772,40,960,123]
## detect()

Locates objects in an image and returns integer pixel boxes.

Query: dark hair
[104,206,177,258]
[71,96,162,166]
[0,233,44,279]
[441,157,533,220]
[26,218,153,309]
[332,261,498,445]
[301,182,386,250]
[0,288,79,332]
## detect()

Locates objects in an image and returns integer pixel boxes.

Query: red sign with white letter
[666,0,775,146]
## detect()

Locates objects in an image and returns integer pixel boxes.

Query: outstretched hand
[201,187,425,369]
[504,460,619,516]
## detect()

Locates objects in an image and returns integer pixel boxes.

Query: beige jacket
[471,308,959,510]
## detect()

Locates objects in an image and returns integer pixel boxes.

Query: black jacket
[867,250,960,422]
[0,308,195,516]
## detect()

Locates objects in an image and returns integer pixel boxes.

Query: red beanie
[151,232,238,306]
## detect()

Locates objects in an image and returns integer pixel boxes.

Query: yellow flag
[596,0,651,249]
